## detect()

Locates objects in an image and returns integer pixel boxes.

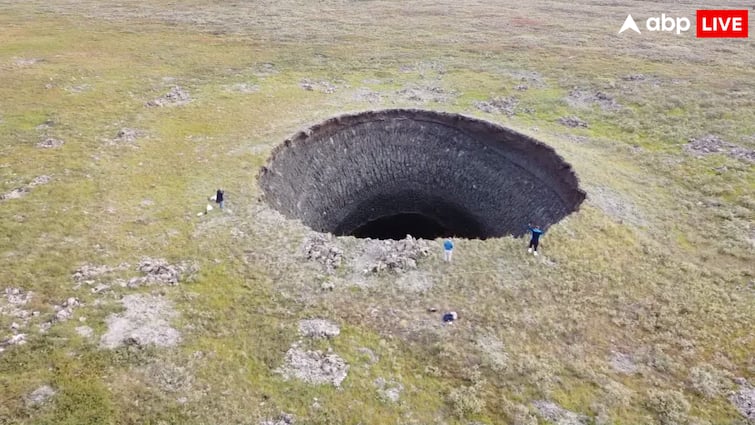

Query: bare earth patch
[558,116,588,128]
[1,175,52,201]
[36,138,64,148]
[533,400,589,425]
[566,88,621,111]
[730,379,755,421]
[298,319,340,339]
[100,294,180,349]
[146,86,191,107]
[276,345,349,387]
[396,84,457,104]
[26,385,56,407]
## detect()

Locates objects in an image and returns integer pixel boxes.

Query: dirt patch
[533,400,589,425]
[109,128,143,144]
[276,345,349,387]
[352,87,382,104]
[396,84,457,104]
[1,175,52,201]
[260,413,295,425]
[26,385,56,407]
[374,377,403,403]
[566,88,621,111]
[395,270,433,292]
[685,135,755,163]
[36,138,64,148]
[100,294,180,349]
[298,319,340,339]
[146,86,191,107]
[53,297,81,322]
[558,116,588,128]
[224,83,260,93]
[354,236,431,274]
[609,351,638,374]
[730,379,755,421]
[302,234,343,273]
[299,79,338,94]
[587,186,645,227]
[125,258,198,288]
[473,97,519,116]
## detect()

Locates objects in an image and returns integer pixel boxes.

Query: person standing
[527,223,543,256]
[216,189,224,209]
[443,238,454,262]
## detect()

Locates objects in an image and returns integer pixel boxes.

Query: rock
[1,333,27,347]
[357,236,430,274]
[112,128,142,143]
[299,79,337,94]
[28,175,51,187]
[298,319,340,339]
[92,283,110,294]
[566,88,621,110]
[26,385,56,406]
[276,346,349,387]
[36,138,64,148]
[126,258,198,287]
[396,84,456,104]
[0,187,30,200]
[558,116,588,128]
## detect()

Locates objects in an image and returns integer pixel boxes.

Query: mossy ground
[0,1,753,424]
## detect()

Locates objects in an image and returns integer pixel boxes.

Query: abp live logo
[697,10,748,38]
[619,9,749,38]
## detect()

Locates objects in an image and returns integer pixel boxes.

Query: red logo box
[697,10,749,38]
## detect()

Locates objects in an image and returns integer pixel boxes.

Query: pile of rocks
[276,345,349,387]
[474,96,519,116]
[685,135,755,163]
[360,235,430,274]
[302,234,343,272]
[558,116,589,128]
[126,258,198,288]
[298,319,340,339]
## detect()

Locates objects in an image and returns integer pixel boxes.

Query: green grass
[0,1,753,424]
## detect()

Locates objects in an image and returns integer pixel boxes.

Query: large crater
[258,109,586,240]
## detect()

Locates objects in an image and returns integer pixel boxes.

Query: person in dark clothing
[216,189,224,209]
[527,223,544,256]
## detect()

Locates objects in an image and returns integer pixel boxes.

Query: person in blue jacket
[527,223,544,256]
[443,238,454,262]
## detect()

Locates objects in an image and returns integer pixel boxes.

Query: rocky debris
[276,346,349,387]
[224,83,260,93]
[375,377,403,403]
[76,325,94,338]
[54,297,81,322]
[357,236,430,274]
[352,87,382,103]
[302,234,343,272]
[566,88,621,110]
[473,96,518,116]
[514,84,529,91]
[36,138,64,148]
[685,135,755,163]
[72,262,130,284]
[260,413,295,425]
[146,86,191,107]
[26,385,56,407]
[1,288,33,326]
[91,283,110,294]
[0,333,27,354]
[730,380,755,421]
[298,319,340,339]
[125,258,198,288]
[100,294,181,349]
[299,79,337,94]
[396,84,457,104]
[610,351,638,374]
[1,175,52,201]
[0,187,30,200]
[533,400,589,425]
[558,116,588,128]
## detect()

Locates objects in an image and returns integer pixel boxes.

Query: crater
[258,109,585,240]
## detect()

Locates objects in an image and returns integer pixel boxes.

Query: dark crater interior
[258,109,586,240]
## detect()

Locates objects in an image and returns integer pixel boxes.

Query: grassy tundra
[0,0,753,424]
